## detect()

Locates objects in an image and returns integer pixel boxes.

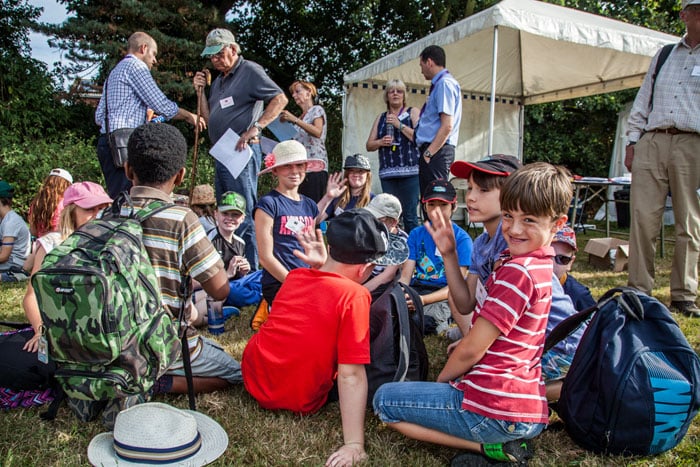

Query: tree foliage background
[0,0,687,212]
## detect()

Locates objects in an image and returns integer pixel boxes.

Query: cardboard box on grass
[584,237,629,272]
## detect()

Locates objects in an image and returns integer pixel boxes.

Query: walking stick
[189,69,211,201]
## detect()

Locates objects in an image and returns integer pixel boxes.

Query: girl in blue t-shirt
[254,140,325,304]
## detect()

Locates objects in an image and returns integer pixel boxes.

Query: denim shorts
[373,381,545,443]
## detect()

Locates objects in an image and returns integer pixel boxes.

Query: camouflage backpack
[32,198,181,402]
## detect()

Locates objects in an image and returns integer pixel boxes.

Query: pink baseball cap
[63,182,113,209]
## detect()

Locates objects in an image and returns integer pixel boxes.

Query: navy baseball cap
[422,179,457,204]
[326,209,407,266]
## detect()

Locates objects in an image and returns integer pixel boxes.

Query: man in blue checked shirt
[95,32,205,198]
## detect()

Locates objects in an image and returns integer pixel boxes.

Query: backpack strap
[134,199,175,222]
[39,386,65,421]
[648,43,675,110]
[598,286,645,321]
[178,278,197,411]
[544,286,645,353]
[389,284,411,382]
[544,304,596,354]
[105,192,174,221]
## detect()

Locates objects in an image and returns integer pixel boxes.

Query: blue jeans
[214,143,262,269]
[373,382,545,443]
[381,175,420,233]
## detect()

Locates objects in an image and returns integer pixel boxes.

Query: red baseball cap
[450,154,522,180]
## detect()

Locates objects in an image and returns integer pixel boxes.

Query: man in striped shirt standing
[373,163,572,466]
[625,0,700,318]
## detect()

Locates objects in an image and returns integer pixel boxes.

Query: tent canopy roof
[344,0,679,105]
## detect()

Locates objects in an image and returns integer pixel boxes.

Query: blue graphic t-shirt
[407,222,472,289]
[254,190,318,288]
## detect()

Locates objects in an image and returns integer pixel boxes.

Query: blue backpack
[545,287,700,456]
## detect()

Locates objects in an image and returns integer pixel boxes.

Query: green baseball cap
[201,29,236,57]
[219,191,246,214]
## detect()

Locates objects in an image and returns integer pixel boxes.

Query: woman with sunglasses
[366,79,421,233]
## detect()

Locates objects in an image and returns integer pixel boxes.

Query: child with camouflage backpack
[34,124,241,428]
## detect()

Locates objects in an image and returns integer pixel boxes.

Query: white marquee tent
[342,0,679,191]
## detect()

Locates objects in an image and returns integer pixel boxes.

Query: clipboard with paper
[209,128,253,179]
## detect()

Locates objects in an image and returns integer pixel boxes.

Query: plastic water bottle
[385,121,395,143]
[207,298,225,335]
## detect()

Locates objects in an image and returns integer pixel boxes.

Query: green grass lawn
[1,227,698,466]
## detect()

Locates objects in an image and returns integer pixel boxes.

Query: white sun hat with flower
[258,140,327,175]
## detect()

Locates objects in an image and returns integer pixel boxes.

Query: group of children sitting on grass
[0,121,598,466]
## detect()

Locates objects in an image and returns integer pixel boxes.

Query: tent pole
[488,25,498,154]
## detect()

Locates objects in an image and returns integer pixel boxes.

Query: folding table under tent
[342,0,679,193]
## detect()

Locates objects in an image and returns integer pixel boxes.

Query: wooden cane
[189,69,211,201]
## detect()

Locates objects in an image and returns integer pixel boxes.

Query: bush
[0,135,102,217]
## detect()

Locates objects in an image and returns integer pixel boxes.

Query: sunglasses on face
[554,254,574,265]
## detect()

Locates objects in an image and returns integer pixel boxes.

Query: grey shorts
[167,336,242,384]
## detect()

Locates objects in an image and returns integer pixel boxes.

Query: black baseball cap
[450,154,522,180]
[326,209,407,266]
[422,179,457,204]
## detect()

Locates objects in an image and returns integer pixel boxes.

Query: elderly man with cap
[243,209,408,467]
[95,32,204,199]
[192,29,288,270]
[625,0,700,318]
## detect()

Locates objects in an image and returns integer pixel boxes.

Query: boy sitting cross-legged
[373,162,572,466]
[191,191,262,328]
[243,209,408,467]
[399,179,472,335]
[124,123,242,395]
[445,157,585,404]
[444,155,523,339]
